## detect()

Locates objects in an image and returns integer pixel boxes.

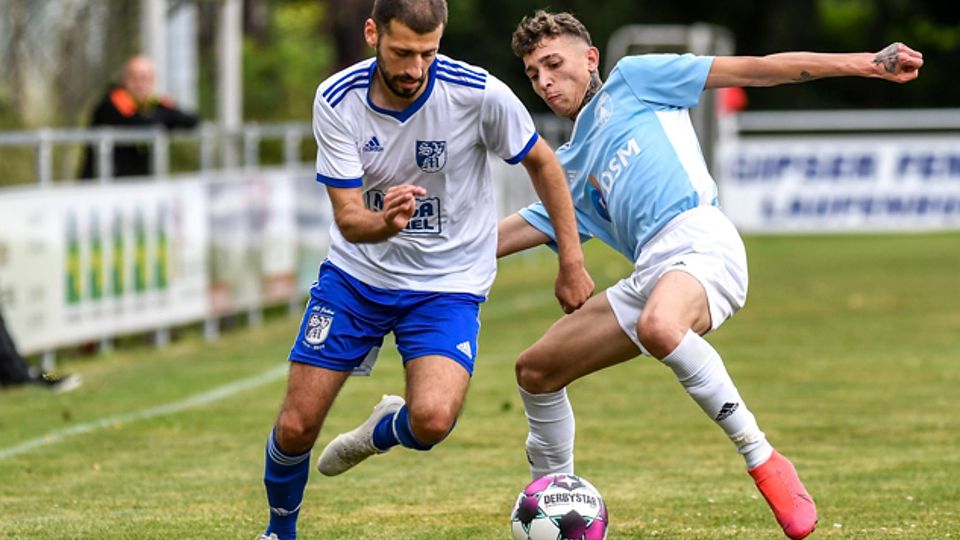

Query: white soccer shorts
[606,206,749,353]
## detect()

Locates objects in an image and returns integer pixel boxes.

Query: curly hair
[511,10,593,58]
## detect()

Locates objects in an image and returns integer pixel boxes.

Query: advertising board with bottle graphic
[0,168,321,355]
[0,181,208,353]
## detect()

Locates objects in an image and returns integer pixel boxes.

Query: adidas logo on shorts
[456,341,473,359]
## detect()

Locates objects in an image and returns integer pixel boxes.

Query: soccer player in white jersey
[497,10,922,540]
[256,2,595,539]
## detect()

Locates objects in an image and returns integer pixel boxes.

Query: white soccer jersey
[313,54,539,296]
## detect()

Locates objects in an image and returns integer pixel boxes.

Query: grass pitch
[1,233,958,539]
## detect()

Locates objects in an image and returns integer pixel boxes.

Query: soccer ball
[510,473,608,540]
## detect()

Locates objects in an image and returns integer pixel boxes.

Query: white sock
[519,386,575,479]
[660,330,773,469]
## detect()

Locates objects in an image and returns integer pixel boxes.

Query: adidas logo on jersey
[456,341,473,359]
[363,136,384,152]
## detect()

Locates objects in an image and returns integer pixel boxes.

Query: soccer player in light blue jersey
[256,2,595,539]
[498,10,922,540]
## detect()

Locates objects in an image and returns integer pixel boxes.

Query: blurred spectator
[79,55,199,179]
[0,307,81,393]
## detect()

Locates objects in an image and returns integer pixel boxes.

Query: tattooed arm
[705,42,923,89]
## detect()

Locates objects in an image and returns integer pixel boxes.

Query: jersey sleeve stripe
[505,132,539,164]
[316,173,363,188]
[436,59,485,79]
[322,67,371,98]
[325,76,370,104]
[436,62,486,82]
[329,83,370,108]
[436,73,485,90]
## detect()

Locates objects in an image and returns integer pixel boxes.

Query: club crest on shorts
[304,312,333,345]
[416,140,446,172]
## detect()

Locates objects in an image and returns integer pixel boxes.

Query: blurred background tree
[0,0,956,131]
[0,0,139,129]
[440,0,959,114]
[239,0,333,122]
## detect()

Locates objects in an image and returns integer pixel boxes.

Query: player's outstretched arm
[521,138,594,313]
[326,184,426,243]
[497,213,551,258]
[705,42,923,89]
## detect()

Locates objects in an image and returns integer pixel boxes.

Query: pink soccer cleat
[748,450,818,539]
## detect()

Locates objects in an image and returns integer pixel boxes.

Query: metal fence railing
[0,117,580,188]
[0,122,314,186]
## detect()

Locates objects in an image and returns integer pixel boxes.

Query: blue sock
[372,405,434,451]
[263,429,310,540]
[372,412,400,451]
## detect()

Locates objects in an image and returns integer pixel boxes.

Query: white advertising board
[719,135,960,232]
[0,180,209,354]
[207,170,299,314]
[293,171,335,292]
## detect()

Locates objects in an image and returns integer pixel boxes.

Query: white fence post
[36,129,53,187]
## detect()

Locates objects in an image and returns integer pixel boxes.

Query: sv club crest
[416,140,446,172]
[304,312,333,345]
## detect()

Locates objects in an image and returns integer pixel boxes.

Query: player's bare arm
[520,138,594,313]
[497,213,551,258]
[705,42,923,89]
[327,184,427,243]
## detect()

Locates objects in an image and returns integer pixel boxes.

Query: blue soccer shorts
[289,261,484,375]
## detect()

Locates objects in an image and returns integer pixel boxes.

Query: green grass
[2,234,959,539]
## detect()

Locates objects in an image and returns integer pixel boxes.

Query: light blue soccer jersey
[520,54,718,261]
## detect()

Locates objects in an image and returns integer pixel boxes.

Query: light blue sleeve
[617,54,713,109]
[517,202,593,252]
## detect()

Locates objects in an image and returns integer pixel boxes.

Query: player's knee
[637,310,684,359]
[516,349,561,394]
[275,410,321,453]
[407,403,458,445]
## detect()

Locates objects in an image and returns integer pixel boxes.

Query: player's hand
[872,42,923,83]
[381,184,427,234]
[555,262,594,314]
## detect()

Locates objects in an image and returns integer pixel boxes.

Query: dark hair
[372,0,448,34]
[511,10,593,58]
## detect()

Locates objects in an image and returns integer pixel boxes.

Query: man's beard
[375,48,427,99]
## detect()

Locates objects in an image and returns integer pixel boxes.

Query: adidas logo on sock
[715,401,740,421]
[363,136,384,152]
[269,503,302,516]
[456,341,472,359]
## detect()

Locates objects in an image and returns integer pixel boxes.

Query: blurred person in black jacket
[80,55,199,179]
[0,307,81,393]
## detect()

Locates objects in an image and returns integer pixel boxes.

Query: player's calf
[519,387,575,479]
